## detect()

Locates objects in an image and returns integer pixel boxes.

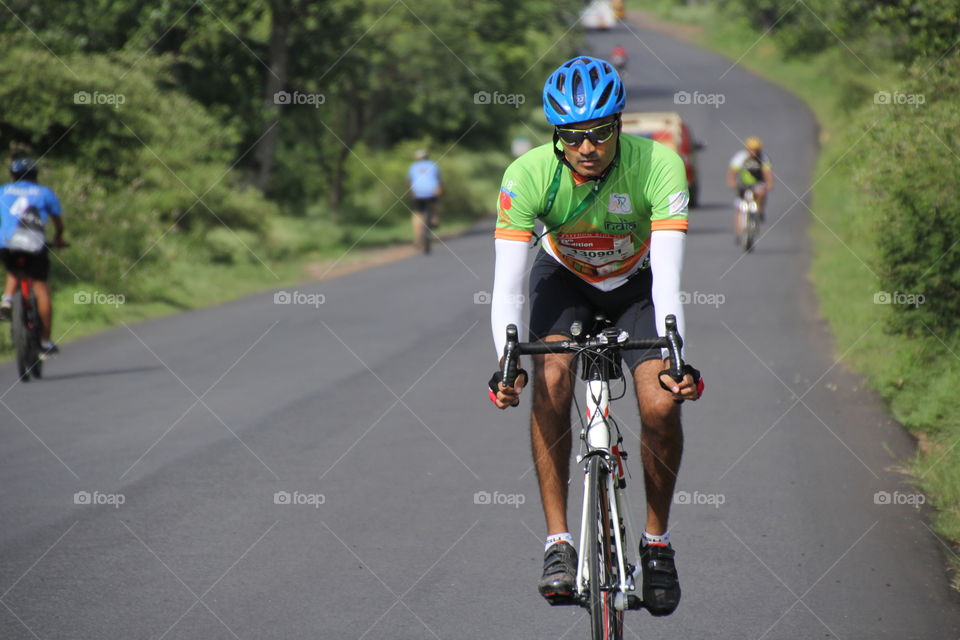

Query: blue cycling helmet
[542,56,625,125]
[9,158,38,181]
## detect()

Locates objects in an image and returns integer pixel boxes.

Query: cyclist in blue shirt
[0,158,66,356]
[407,149,442,250]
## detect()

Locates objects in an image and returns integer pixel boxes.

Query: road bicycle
[499,314,686,640]
[735,187,762,252]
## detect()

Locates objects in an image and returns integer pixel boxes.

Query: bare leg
[530,341,577,535]
[634,359,683,535]
[33,281,53,342]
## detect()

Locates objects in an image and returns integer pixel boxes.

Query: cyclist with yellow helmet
[727,136,773,232]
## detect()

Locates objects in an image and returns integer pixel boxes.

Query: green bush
[0,44,277,294]
[858,58,960,337]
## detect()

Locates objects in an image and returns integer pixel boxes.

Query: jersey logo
[607,193,632,214]
[667,191,689,216]
[499,187,516,211]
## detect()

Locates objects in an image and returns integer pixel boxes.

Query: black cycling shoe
[639,542,681,616]
[538,541,578,604]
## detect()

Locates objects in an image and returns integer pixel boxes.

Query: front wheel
[587,455,623,640]
[734,204,746,246]
[745,212,758,253]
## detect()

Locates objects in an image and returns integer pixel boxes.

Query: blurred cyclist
[727,136,773,231]
[611,45,628,74]
[407,149,442,251]
[0,157,66,356]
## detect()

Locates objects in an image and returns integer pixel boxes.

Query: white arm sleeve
[491,239,529,358]
[649,230,686,359]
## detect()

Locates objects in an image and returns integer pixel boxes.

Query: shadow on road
[41,365,165,381]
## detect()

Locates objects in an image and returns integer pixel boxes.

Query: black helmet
[10,158,38,181]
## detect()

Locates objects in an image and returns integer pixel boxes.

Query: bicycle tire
[11,293,30,381]
[734,204,746,246]
[29,292,43,379]
[587,455,622,640]
[745,213,757,253]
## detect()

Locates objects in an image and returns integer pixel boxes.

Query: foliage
[858,56,960,336]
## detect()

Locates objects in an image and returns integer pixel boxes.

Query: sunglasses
[555,120,618,147]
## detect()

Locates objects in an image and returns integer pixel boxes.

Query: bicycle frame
[574,374,639,610]
[737,188,758,223]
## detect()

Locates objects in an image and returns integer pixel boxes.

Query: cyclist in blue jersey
[0,158,66,356]
[407,149,442,250]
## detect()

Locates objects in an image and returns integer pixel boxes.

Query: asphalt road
[2,15,960,640]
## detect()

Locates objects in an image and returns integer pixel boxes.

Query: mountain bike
[735,187,762,252]
[8,252,45,381]
[499,314,687,640]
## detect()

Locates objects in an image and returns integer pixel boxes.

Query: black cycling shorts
[413,197,437,214]
[528,251,662,373]
[1,248,50,281]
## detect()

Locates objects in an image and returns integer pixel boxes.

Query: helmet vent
[596,83,613,109]
[573,73,585,107]
[548,95,566,115]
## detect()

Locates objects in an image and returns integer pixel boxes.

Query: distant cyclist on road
[407,149,442,252]
[487,56,702,616]
[727,136,773,230]
[0,157,66,356]
[610,45,628,74]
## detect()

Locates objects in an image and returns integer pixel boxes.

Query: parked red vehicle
[620,112,705,208]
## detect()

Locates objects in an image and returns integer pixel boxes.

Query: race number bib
[555,232,636,267]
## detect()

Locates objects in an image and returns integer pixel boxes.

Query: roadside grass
[634,0,960,584]
[0,213,483,354]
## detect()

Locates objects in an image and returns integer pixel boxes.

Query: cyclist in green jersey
[487,56,702,617]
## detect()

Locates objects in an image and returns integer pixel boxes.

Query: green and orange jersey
[495,133,689,289]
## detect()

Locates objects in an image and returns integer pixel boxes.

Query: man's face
[558,116,619,178]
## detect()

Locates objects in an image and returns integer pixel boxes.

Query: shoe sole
[541,591,579,606]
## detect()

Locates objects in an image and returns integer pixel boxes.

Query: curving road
[2,14,959,640]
